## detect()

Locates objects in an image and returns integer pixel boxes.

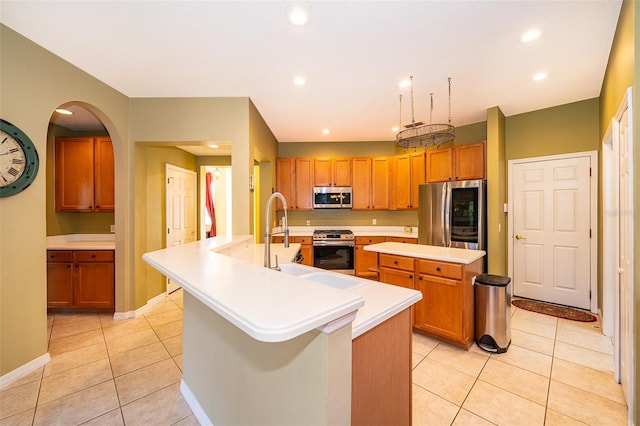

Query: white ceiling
[2,1,622,147]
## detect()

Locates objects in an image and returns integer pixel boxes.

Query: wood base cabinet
[352,308,412,426]
[414,258,482,349]
[47,250,115,311]
[354,236,385,279]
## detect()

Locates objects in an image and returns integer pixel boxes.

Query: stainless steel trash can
[474,273,511,353]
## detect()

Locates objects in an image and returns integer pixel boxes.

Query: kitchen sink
[279,263,365,290]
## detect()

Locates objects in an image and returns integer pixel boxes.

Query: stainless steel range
[312,230,355,273]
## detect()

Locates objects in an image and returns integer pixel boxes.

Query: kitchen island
[143,235,421,425]
[364,242,485,349]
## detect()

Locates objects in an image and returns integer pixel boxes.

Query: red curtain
[205,172,217,237]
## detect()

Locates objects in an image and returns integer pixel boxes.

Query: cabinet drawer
[74,250,114,262]
[386,237,418,244]
[416,259,462,280]
[291,236,312,245]
[379,253,414,271]
[355,236,386,245]
[47,250,73,262]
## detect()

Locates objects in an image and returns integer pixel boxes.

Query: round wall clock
[0,119,40,197]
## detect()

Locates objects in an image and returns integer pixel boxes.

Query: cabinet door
[47,262,74,307]
[414,274,462,341]
[74,261,115,308]
[426,147,453,183]
[94,138,115,211]
[371,157,390,210]
[394,155,411,209]
[410,152,426,207]
[294,158,314,210]
[276,158,295,210]
[351,158,371,210]
[314,158,332,186]
[379,267,414,289]
[55,137,95,211]
[454,142,485,180]
[354,245,379,278]
[333,158,352,186]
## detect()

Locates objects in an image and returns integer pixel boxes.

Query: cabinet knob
[67,265,71,269]
[436,267,441,272]
[394,260,398,265]
[418,276,422,280]
[91,255,96,258]
[409,274,413,279]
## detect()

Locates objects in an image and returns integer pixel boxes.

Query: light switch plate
[110,224,115,233]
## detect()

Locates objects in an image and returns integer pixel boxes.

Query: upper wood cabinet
[314,158,351,187]
[393,152,425,209]
[55,137,114,212]
[426,141,485,182]
[352,157,390,210]
[276,158,314,210]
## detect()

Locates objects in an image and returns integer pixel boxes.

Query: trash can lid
[474,273,511,287]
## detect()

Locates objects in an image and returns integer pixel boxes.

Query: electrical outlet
[306,219,310,226]
[110,224,115,233]
[372,218,377,225]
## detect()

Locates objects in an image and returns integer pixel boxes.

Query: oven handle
[312,240,355,247]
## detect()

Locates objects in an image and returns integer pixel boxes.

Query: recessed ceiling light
[532,71,549,81]
[392,126,400,132]
[55,108,73,115]
[288,7,309,27]
[208,144,219,149]
[322,128,330,135]
[294,76,306,86]
[521,28,542,43]
[399,79,411,89]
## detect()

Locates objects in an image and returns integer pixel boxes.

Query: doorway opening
[200,166,232,240]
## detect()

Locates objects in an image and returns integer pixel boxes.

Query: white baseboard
[113,292,168,320]
[180,380,213,426]
[0,353,50,389]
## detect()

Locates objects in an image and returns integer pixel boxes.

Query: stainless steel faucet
[264,192,289,270]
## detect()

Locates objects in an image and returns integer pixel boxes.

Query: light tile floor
[0,290,628,425]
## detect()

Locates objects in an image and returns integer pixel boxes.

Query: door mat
[512,299,597,322]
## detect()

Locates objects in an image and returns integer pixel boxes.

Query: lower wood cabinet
[47,250,115,310]
[352,308,412,426]
[377,252,483,349]
[272,236,313,266]
[354,236,385,279]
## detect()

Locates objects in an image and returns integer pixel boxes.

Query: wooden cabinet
[379,253,415,290]
[352,308,412,426]
[352,157,390,210]
[276,158,314,210]
[393,152,425,209]
[386,236,418,244]
[414,258,482,349]
[55,137,114,212]
[314,158,351,187]
[46,251,74,307]
[47,250,115,310]
[354,236,385,279]
[426,141,485,182]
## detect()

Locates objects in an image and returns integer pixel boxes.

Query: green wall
[486,107,507,275]
[506,98,600,160]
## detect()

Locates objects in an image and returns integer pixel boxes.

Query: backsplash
[279,210,418,228]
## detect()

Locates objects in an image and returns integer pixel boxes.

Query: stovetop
[312,229,354,240]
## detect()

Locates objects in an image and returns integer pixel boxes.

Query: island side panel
[351,308,412,426]
[181,291,352,425]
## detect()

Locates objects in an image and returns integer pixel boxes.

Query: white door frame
[602,87,634,422]
[507,150,598,314]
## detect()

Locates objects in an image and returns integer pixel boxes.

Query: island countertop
[143,235,421,343]
[364,241,486,264]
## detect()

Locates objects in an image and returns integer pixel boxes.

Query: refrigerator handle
[444,183,451,247]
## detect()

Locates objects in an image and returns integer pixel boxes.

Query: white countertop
[47,234,116,250]
[143,235,421,342]
[364,242,485,264]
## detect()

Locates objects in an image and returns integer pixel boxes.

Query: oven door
[312,242,354,272]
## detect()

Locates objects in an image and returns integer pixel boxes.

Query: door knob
[515,234,526,240]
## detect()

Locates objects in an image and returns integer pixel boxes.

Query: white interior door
[166,164,197,293]
[509,153,595,310]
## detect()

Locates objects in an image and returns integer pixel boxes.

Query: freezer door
[418,183,447,246]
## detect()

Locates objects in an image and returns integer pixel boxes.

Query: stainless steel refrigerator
[418,180,486,250]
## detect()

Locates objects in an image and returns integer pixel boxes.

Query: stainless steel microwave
[313,187,352,209]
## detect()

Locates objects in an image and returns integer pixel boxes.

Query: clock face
[0,120,39,197]
[0,129,28,187]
